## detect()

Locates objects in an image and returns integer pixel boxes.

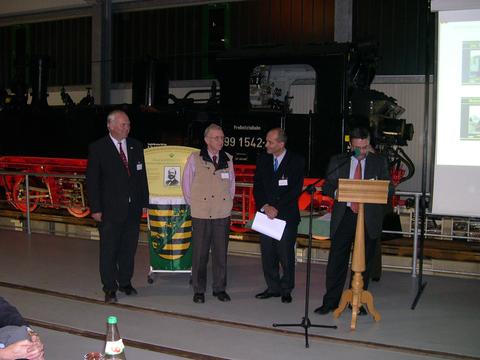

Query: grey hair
[204,123,223,137]
[107,110,128,125]
[269,127,288,144]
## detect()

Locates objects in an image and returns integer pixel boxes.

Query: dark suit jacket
[0,296,28,327]
[253,150,305,224]
[86,136,149,222]
[323,152,392,239]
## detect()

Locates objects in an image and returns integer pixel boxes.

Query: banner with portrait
[144,146,198,271]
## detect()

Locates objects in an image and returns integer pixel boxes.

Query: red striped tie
[118,142,130,176]
[350,160,362,213]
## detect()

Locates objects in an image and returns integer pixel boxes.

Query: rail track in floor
[0,281,477,360]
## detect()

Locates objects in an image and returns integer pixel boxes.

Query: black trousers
[259,222,298,295]
[191,217,230,294]
[98,204,141,292]
[322,207,378,308]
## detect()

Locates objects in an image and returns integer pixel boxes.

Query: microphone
[346,148,361,157]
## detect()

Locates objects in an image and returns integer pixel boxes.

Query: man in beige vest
[182,124,235,303]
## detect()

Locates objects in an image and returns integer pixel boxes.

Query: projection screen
[432,8,480,216]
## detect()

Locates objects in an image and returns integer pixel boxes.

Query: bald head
[265,128,287,157]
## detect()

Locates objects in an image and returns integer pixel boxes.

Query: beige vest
[190,152,233,219]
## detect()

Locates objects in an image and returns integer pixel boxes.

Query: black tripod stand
[411,1,431,309]
[273,181,337,348]
[411,195,427,309]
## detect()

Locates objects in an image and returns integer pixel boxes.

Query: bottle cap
[107,316,118,324]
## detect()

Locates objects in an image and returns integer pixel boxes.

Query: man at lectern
[315,127,391,315]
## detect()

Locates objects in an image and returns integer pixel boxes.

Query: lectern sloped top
[337,179,389,205]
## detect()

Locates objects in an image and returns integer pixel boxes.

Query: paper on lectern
[251,211,286,241]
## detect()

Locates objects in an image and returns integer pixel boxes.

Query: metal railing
[389,191,424,277]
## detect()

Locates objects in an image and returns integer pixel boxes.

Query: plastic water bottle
[104,316,126,360]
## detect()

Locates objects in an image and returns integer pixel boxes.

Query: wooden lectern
[332,179,390,330]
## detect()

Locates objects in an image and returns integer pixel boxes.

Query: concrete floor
[0,229,478,360]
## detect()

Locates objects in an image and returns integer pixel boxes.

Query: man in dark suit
[253,128,305,303]
[87,110,149,303]
[315,126,391,315]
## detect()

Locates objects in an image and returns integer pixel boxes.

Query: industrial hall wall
[0,0,434,88]
[0,0,335,88]
[112,0,335,82]
[352,0,435,75]
[0,17,92,89]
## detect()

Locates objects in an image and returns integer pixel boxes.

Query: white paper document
[251,211,286,241]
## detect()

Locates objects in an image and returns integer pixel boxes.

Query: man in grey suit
[87,110,149,303]
[315,126,391,315]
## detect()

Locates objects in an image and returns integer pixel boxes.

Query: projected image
[460,98,480,140]
[462,41,480,85]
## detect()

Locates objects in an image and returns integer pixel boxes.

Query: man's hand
[264,205,278,220]
[91,212,102,222]
[0,338,44,360]
[29,334,45,360]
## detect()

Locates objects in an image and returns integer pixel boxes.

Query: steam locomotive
[0,43,413,220]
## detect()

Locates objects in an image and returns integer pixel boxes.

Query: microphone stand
[273,178,337,348]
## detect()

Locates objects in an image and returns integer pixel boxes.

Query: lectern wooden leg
[361,290,381,321]
[332,274,381,329]
[332,203,381,330]
[333,289,351,318]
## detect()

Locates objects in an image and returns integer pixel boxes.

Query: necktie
[350,160,362,213]
[274,158,278,172]
[118,142,130,176]
[212,155,218,170]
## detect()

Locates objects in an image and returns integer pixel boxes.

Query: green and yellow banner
[144,145,198,271]
[148,204,192,270]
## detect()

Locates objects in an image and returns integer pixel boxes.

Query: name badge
[221,172,230,179]
[279,179,288,186]
[136,163,143,171]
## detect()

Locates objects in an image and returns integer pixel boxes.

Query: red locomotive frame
[0,156,90,218]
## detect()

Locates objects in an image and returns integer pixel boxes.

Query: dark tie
[350,160,362,213]
[212,155,218,170]
[274,158,278,172]
[118,142,130,176]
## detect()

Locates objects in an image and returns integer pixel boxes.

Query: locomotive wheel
[12,176,39,213]
[67,206,91,218]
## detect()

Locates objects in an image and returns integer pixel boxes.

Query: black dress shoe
[255,290,281,299]
[193,293,205,303]
[314,304,334,315]
[104,291,117,304]
[281,294,292,303]
[348,304,368,315]
[358,306,368,316]
[119,285,138,295]
[213,291,231,302]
